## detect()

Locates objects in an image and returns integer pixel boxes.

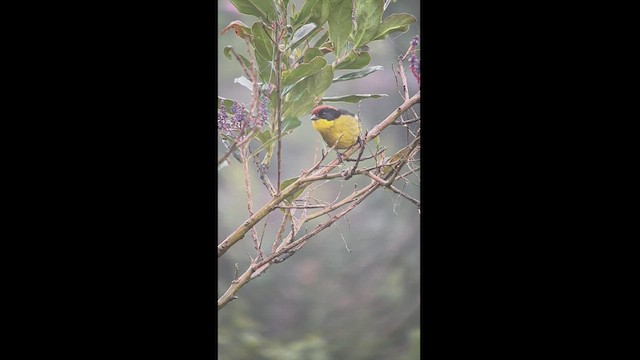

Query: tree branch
[217,91,420,258]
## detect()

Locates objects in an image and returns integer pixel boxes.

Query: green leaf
[334,51,371,70]
[217,97,236,110]
[351,0,383,48]
[308,64,334,96]
[253,135,278,157]
[371,13,416,41]
[251,22,274,61]
[283,63,333,117]
[332,65,383,82]
[322,93,388,103]
[254,54,274,84]
[312,30,329,48]
[284,75,311,101]
[256,129,272,145]
[280,177,307,204]
[288,23,317,50]
[234,76,254,91]
[302,48,324,63]
[250,118,301,158]
[261,142,275,165]
[281,116,302,132]
[280,177,298,191]
[223,46,233,60]
[292,0,321,27]
[283,92,316,118]
[309,0,331,27]
[326,0,353,57]
[228,0,276,23]
[282,56,327,87]
[223,46,252,69]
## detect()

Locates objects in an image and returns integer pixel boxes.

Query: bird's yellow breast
[312,115,361,149]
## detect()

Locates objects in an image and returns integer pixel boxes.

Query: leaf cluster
[219,0,415,167]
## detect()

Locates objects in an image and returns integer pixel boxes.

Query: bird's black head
[310,105,352,121]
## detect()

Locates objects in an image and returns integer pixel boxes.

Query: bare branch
[397,55,410,101]
[393,117,420,125]
[271,210,289,254]
[217,178,383,310]
[240,147,264,260]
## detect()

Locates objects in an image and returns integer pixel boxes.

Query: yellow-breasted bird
[309,105,361,150]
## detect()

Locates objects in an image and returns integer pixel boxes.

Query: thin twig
[393,117,421,125]
[240,147,264,261]
[218,127,258,166]
[275,204,328,209]
[272,210,289,254]
[397,56,410,101]
[335,223,352,253]
[275,15,283,193]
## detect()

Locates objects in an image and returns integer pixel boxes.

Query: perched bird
[309,105,361,150]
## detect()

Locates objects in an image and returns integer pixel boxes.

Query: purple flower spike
[257,96,269,128]
[231,101,245,127]
[218,102,229,131]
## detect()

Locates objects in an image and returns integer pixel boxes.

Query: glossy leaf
[371,13,416,41]
[283,92,316,118]
[292,0,321,27]
[254,52,274,84]
[309,0,331,28]
[326,0,353,57]
[312,30,329,48]
[281,116,302,132]
[251,22,274,61]
[352,0,383,48]
[303,48,324,63]
[288,22,317,50]
[308,65,334,97]
[282,56,327,87]
[334,51,371,70]
[322,93,388,103]
[332,65,383,82]
[228,0,276,23]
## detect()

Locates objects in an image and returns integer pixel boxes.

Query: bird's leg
[335,150,348,163]
[343,137,366,180]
